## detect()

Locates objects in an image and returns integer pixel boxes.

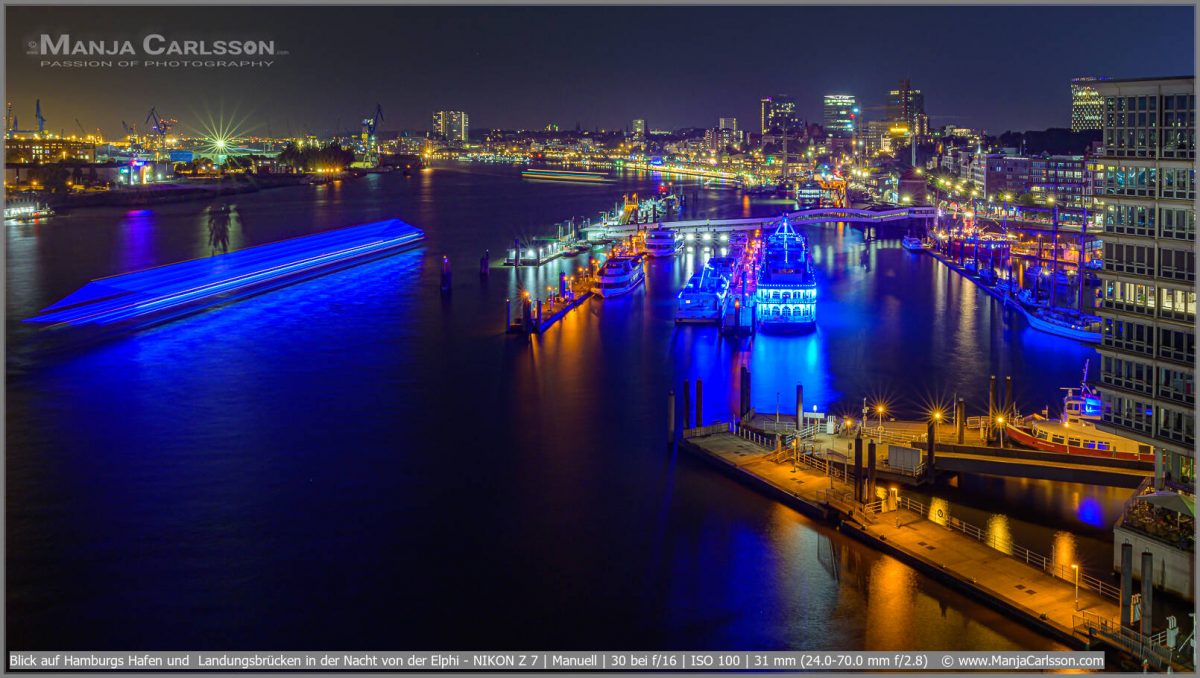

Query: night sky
[5,5,1194,139]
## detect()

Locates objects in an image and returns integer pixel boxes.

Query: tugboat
[593,253,645,298]
[754,218,817,332]
[1005,362,1153,459]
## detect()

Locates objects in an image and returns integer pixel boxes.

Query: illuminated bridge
[596,206,934,237]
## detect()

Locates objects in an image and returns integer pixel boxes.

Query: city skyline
[5,5,1193,139]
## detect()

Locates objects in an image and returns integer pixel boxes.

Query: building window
[1160,207,1196,241]
[1102,393,1154,435]
[1157,404,1195,447]
[1158,247,1196,282]
[1158,327,1195,363]
[1158,287,1196,322]
[1104,318,1155,355]
[1101,355,1155,396]
[1101,280,1156,315]
[1157,367,1194,406]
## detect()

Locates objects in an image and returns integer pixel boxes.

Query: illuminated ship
[643,227,682,257]
[675,260,729,323]
[755,218,816,331]
[593,253,645,298]
[26,219,425,332]
[520,168,612,183]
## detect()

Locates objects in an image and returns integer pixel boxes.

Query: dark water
[8,163,1114,651]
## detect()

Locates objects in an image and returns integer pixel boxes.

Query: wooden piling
[926,420,936,472]
[796,384,804,433]
[854,435,864,503]
[867,440,877,500]
[1121,542,1133,628]
[956,398,966,444]
[695,379,703,428]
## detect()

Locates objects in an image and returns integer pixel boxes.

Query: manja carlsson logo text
[28,34,283,57]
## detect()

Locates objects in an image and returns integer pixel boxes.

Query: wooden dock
[678,425,1187,669]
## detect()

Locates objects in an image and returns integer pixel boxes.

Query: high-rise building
[718,117,737,132]
[760,95,800,134]
[432,110,469,144]
[1092,76,1195,488]
[887,80,926,137]
[822,94,858,138]
[631,119,646,137]
[1071,76,1109,131]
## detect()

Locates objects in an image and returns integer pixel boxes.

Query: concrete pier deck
[680,428,1124,648]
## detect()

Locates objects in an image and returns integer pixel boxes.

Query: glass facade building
[432,110,469,145]
[1093,76,1195,488]
[1071,76,1108,131]
[822,94,857,138]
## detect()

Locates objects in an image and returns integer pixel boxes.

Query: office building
[432,110,469,144]
[822,95,858,138]
[1092,76,1195,488]
[631,119,646,138]
[1071,76,1109,132]
[718,117,737,132]
[887,79,927,137]
[760,95,800,134]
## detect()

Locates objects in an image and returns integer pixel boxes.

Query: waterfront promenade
[679,427,1138,654]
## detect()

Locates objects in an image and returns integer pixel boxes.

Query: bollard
[536,298,543,328]
[695,379,703,428]
[480,250,489,277]
[440,256,452,293]
[739,367,749,420]
[1121,542,1134,628]
[796,384,804,434]
[853,435,864,503]
[505,298,512,329]
[682,380,692,430]
[559,272,567,298]
[1140,551,1154,636]
[667,390,676,445]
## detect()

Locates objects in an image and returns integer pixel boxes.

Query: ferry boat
[706,256,738,281]
[643,228,682,258]
[901,235,925,252]
[5,202,54,223]
[520,168,612,183]
[1005,363,1152,460]
[593,254,645,297]
[675,263,730,324]
[754,218,817,331]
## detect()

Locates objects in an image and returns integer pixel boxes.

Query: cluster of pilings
[1119,542,1158,638]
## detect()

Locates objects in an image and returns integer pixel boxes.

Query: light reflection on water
[7,164,1098,651]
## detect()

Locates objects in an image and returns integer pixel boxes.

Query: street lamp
[876,404,885,433]
[1071,564,1079,610]
[933,409,943,441]
[996,415,1005,448]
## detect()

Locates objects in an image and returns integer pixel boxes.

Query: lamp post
[996,415,1005,448]
[1071,563,1079,610]
[876,404,885,439]
[934,410,943,441]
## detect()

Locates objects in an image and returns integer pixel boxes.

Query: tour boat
[755,218,817,332]
[705,256,738,281]
[520,168,612,183]
[1006,364,1151,460]
[901,235,925,252]
[5,202,54,223]
[675,263,730,324]
[643,228,682,258]
[593,254,645,297]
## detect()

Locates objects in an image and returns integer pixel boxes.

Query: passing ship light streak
[26,219,424,327]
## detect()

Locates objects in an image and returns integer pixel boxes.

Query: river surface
[7,163,1126,651]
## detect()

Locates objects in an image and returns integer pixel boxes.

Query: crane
[145,106,171,144]
[75,118,86,137]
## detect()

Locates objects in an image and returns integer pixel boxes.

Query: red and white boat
[1005,362,1153,461]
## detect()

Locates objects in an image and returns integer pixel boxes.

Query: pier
[678,421,1186,670]
[506,268,597,335]
[595,205,935,239]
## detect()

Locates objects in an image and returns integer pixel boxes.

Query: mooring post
[956,398,966,444]
[796,383,804,434]
[505,298,511,329]
[440,255,452,293]
[853,434,864,503]
[1004,375,1013,417]
[695,378,703,428]
[1140,551,1154,636]
[682,380,692,430]
[926,420,936,473]
[535,298,543,328]
[667,390,676,445]
[989,375,997,421]
[867,440,877,501]
[480,250,489,277]
[1121,542,1134,628]
[559,272,567,298]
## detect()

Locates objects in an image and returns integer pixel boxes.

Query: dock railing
[1072,610,1181,671]
[894,496,1121,601]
